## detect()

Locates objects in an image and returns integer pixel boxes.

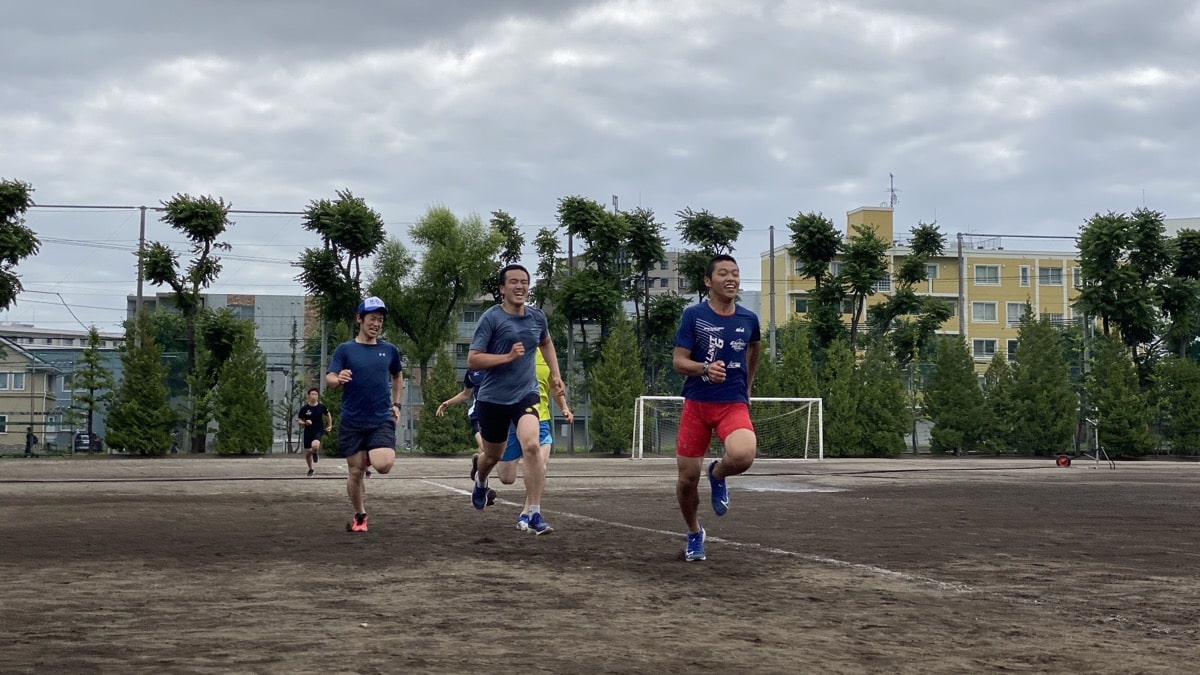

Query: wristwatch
[392,402,402,410]
[701,362,709,376]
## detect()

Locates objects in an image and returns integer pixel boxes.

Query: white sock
[528,505,540,515]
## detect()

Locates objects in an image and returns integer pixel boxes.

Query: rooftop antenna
[888,173,900,208]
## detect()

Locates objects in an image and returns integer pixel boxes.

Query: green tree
[924,336,985,454]
[589,319,644,455]
[855,339,909,457]
[980,352,1015,453]
[370,206,500,384]
[68,327,115,446]
[868,223,953,366]
[622,207,669,362]
[107,316,175,455]
[840,224,891,350]
[1076,208,1171,364]
[776,317,819,398]
[1155,356,1200,455]
[676,207,742,299]
[819,339,859,457]
[531,226,564,308]
[212,335,272,454]
[643,293,688,393]
[295,189,387,336]
[415,349,474,454]
[1085,334,1153,457]
[272,320,305,454]
[1009,311,1076,455]
[786,211,844,351]
[0,178,40,310]
[140,193,233,453]
[481,210,525,303]
[557,196,628,340]
[1160,229,1200,357]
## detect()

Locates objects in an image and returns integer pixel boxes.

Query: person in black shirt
[297,387,332,476]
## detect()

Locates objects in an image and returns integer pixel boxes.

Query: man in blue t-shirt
[466,264,564,533]
[325,296,404,533]
[671,254,761,561]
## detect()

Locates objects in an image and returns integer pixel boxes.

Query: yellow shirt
[535,350,551,421]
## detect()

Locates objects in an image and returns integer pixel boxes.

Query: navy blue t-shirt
[327,339,402,430]
[673,301,761,404]
[469,304,548,405]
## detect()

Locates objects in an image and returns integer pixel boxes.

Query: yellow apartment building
[760,206,1083,368]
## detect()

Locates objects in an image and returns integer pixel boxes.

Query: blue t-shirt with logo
[469,305,548,405]
[673,301,761,404]
[327,339,402,430]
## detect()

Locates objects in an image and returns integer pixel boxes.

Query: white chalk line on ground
[421,479,977,595]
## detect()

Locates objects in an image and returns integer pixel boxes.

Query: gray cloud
[3,0,1200,330]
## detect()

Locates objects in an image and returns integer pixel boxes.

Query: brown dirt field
[2,455,1199,674]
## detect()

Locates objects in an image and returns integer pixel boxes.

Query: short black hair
[705,254,738,279]
[306,387,319,396]
[499,264,530,286]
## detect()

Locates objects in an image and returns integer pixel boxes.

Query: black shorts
[469,417,481,436]
[476,393,540,444]
[336,423,396,458]
[303,429,325,448]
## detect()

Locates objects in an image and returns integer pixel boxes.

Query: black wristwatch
[392,402,402,410]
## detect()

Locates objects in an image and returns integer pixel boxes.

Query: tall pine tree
[981,352,1015,454]
[1009,312,1076,456]
[213,336,273,454]
[819,339,859,457]
[107,316,175,454]
[855,339,909,457]
[1155,356,1200,456]
[416,349,474,454]
[924,336,986,454]
[590,319,644,455]
[1085,334,1153,457]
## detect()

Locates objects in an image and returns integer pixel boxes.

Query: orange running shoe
[346,514,369,532]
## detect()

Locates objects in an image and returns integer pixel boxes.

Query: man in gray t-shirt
[466,264,564,533]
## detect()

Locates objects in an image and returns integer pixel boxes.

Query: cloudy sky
[4,0,1199,333]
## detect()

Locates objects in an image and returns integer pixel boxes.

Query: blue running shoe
[685,527,706,561]
[516,514,531,532]
[471,482,489,510]
[527,512,554,535]
[708,460,729,516]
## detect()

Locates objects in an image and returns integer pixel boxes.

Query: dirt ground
[1,454,1199,674]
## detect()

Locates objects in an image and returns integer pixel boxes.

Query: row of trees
[10,172,1200,458]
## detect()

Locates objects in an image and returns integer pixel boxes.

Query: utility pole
[566,232,575,455]
[769,225,776,356]
[956,232,965,337]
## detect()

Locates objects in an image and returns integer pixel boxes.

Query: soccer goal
[631,396,823,460]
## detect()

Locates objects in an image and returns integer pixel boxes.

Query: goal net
[631,396,823,460]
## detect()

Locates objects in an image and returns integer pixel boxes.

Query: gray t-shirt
[469,304,549,405]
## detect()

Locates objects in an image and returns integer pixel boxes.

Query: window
[975,265,1000,285]
[829,261,844,276]
[461,309,482,323]
[1007,340,1019,361]
[841,299,855,314]
[973,339,997,360]
[871,275,893,293]
[659,260,669,270]
[1041,313,1064,325]
[44,338,53,345]
[1006,302,1025,327]
[0,414,6,433]
[659,278,669,288]
[972,302,998,322]
[794,298,809,314]
[1072,266,1082,288]
[1019,266,1030,287]
[1039,266,1063,285]
[925,263,939,279]
[455,343,470,359]
[0,373,7,390]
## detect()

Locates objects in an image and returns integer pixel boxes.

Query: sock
[528,505,540,515]
[356,512,366,523]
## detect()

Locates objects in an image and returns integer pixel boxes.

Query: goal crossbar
[631,396,823,460]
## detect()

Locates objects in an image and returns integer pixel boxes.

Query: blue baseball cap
[357,296,387,315]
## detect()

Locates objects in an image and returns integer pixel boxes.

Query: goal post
[631,396,823,460]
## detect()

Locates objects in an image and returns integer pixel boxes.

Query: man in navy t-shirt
[466,264,563,534]
[325,296,404,533]
[671,254,761,561]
